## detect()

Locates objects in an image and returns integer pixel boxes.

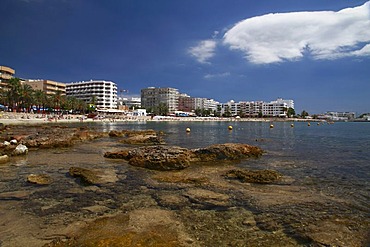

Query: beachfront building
[178,94,194,112]
[178,95,220,113]
[322,111,356,121]
[117,96,141,110]
[24,79,66,95]
[261,98,294,117]
[141,87,179,113]
[66,80,117,109]
[194,98,219,112]
[0,65,15,88]
[237,101,264,117]
[217,98,293,118]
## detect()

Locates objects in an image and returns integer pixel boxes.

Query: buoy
[291,123,294,128]
[228,125,233,130]
[186,128,191,132]
[317,123,320,126]
[270,124,274,128]
[308,122,311,126]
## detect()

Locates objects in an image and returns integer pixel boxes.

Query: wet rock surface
[27,174,53,185]
[68,167,100,185]
[104,143,263,171]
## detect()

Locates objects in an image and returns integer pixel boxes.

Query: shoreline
[0,112,321,126]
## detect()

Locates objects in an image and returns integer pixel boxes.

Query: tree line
[0,78,90,114]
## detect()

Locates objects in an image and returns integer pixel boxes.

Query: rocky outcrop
[192,143,263,162]
[26,174,52,185]
[104,149,130,159]
[123,146,192,171]
[104,143,263,171]
[224,169,282,184]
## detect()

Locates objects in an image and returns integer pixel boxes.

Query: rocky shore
[0,123,368,247]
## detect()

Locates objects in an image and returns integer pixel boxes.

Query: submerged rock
[109,129,165,145]
[69,167,100,185]
[27,174,52,185]
[184,188,231,208]
[224,169,282,184]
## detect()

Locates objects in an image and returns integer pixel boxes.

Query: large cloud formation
[223,1,370,64]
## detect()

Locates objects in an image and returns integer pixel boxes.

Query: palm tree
[19,84,34,112]
[52,91,63,113]
[33,90,48,113]
[6,78,22,112]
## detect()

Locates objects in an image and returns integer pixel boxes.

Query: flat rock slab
[104,143,263,171]
[27,174,53,185]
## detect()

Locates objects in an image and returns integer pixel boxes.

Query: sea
[0,120,369,246]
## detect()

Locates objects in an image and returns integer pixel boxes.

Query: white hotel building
[66,80,117,109]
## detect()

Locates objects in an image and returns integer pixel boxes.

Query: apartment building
[217,99,293,117]
[141,87,179,113]
[24,79,66,95]
[66,80,117,109]
[262,98,294,117]
[178,95,219,113]
[0,65,15,88]
[323,111,356,121]
[178,94,194,112]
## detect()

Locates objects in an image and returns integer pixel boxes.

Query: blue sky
[1,0,369,114]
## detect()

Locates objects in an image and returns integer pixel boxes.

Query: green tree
[6,78,22,112]
[301,110,309,118]
[222,106,232,117]
[194,108,202,116]
[287,107,296,118]
[19,84,34,112]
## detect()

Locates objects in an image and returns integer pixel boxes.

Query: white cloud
[188,40,217,64]
[204,72,230,79]
[223,1,370,64]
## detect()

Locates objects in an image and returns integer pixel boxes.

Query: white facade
[66,80,117,109]
[194,98,220,111]
[217,98,293,117]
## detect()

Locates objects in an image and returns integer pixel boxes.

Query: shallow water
[0,120,369,246]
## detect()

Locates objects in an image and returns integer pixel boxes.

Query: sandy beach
[0,112,315,126]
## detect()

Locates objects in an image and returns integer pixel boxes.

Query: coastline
[0,112,318,126]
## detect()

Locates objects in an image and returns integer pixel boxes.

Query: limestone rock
[224,169,282,184]
[12,144,28,156]
[27,174,52,185]
[191,143,263,162]
[104,143,263,171]
[104,150,130,159]
[69,167,100,185]
[119,134,164,145]
[127,146,192,171]
[0,154,9,164]
[184,188,231,207]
